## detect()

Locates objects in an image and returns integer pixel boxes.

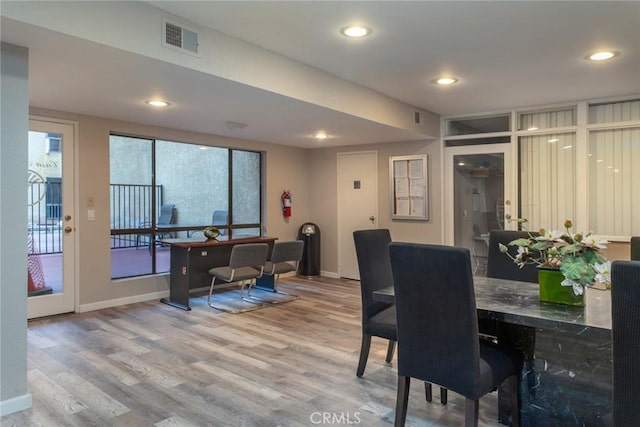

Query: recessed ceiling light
[145,100,170,107]
[548,138,559,143]
[434,77,458,85]
[457,161,466,166]
[527,126,539,131]
[313,132,329,140]
[340,26,371,38]
[586,51,619,61]
[562,145,573,150]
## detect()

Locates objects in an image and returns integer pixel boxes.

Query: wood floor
[2,277,501,427]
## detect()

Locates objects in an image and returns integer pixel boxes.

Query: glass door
[444,143,513,276]
[27,119,76,318]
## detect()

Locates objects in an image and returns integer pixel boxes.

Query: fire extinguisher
[281,190,292,218]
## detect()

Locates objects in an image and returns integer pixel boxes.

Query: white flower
[537,230,564,242]
[593,261,611,285]
[582,234,609,250]
[561,278,584,296]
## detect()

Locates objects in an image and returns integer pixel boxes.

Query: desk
[374,278,612,426]
[160,236,276,310]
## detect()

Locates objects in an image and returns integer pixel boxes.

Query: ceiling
[2,1,639,148]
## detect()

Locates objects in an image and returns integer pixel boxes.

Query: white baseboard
[0,393,32,417]
[78,290,169,313]
[320,270,339,279]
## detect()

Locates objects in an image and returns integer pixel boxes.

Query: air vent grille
[163,20,198,54]
[165,22,183,48]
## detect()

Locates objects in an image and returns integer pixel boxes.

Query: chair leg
[464,398,479,427]
[385,340,396,363]
[271,273,298,297]
[207,277,217,308]
[394,375,410,427]
[424,382,432,402]
[356,334,372,377]
[208,277,239,313]
[242,279,268,306]
[440,387,448,405]
[509,375,520,427]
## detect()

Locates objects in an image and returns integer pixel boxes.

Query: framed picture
[389,154,428,220]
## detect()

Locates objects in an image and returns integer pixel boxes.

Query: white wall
[0,42,32,416]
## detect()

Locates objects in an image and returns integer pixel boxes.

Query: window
[46,133,62,153]
[518,132,576,231]
[518,106,576,131]
[589,99,640,124]
[588,99,640,236]
[446,98,640,240]
[445,114,510,136]
[109,135,263,279]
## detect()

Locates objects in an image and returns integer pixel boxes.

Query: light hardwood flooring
[2,277,501,427]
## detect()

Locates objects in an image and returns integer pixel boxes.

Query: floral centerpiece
[499,219,611,296]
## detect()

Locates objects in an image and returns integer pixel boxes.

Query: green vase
[538,267,585,307]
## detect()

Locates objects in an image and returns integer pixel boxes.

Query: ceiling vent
[163,19,199,55]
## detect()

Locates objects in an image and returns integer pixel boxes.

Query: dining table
[373,276,612,427]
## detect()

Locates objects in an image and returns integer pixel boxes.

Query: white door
[337,151,378,280]
[444,143,513,275]
[27,119,76,318]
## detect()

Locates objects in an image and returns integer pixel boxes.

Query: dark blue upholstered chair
[482,230,540,339]
[389,242,522,427]
[353,229,398,377]
[611,260,640,426]
[630,237,640,261]
[353,230,446,404]
[486,230,539,283]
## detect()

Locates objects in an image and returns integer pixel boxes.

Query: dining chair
[483,230,540,339]
[630,237,640,261]
[611,260,640,426]
[263,240,304,297]
[207,243,269,313]
[389,242,522,427]
[353,229,446,404]
[486,230,539,283]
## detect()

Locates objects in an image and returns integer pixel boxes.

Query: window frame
[109,133,264,279]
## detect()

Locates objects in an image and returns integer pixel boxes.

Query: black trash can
[298,223,320,277]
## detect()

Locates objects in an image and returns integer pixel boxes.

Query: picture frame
[389,154,428,220]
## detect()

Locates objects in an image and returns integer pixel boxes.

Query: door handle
[369,216,375,222]
[64,226,73,233]
[64,214,72,221]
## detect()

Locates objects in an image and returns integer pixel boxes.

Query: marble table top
[373,276,612,337]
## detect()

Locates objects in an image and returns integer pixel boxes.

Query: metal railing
[110,184,163,249]
[28,182,62,254]
[26,183,166,254]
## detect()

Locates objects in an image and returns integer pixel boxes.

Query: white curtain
[519,132,576,232]
[589,127,640,235]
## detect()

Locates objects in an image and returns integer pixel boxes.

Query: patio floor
[35,246,171,295]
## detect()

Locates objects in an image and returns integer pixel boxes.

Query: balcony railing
[27,183,165,255]
[28,182,62,254]
[110,184,164,249]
